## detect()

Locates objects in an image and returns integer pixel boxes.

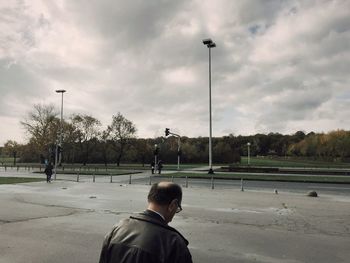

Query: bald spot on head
[147,182,182,206]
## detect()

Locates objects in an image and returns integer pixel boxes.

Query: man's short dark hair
[148,182,182,206]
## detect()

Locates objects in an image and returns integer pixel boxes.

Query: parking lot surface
[0,176,350,263]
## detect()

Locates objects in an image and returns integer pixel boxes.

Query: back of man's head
[148,182,182,206]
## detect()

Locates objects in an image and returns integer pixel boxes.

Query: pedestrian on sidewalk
[151,161,155,174]
[44,162,53,183]
[158,160,163,174]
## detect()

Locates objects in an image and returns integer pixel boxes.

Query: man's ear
[168,199,177,211]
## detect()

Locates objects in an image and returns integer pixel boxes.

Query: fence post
[4,165,7,171]
[185,176,188,188]
[17,166,19,172]
[110,175,113,183]
[171,176,174,182]
[241,178,244,191]
[129,174,132,184]
[211,177,214,190]
[77,172,80,182]
[149,175,152,185]
[93,174,95,183]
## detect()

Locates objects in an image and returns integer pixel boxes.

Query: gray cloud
[0,0,349,145]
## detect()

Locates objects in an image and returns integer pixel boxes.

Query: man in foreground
[99,182,193,263]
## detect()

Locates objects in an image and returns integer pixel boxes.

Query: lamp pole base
[208,168,214,174]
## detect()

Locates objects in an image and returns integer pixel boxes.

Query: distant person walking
[158,160,163,174]
[151,161,155,174]
[44,162,53,183]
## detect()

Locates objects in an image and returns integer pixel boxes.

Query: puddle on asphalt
[186,205,292,215]
[212,208,262,213]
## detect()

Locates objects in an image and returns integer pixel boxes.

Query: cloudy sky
[0,0,349,146]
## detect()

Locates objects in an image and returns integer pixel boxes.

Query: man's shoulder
[129,212,189,246]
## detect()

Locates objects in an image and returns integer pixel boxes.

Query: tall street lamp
[154,144,159,173]
[54,89,66,180]
[247,142,251,166]
[203,38,216,174]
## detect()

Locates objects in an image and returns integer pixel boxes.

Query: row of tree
[1,104,350,165]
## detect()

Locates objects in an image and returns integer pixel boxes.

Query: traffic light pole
[164,128,181,171]
[177,136,181,171]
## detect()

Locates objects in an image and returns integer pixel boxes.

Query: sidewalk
[0,179,349,263]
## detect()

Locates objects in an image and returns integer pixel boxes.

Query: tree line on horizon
[1,104,350,165]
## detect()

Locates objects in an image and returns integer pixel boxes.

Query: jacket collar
[144,209,166,222]
[130,210,189,246]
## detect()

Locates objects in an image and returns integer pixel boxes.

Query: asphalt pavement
[1,169,350,262]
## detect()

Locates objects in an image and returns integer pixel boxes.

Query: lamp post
[154,144,158,173]
[54,89,66,180]
[247,142,251,166]
[203,38,216,174]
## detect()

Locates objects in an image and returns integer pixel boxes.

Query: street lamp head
[203,38,213,45]
[55,89,66,93]
[203,38,216,48]
[247,142,251,146]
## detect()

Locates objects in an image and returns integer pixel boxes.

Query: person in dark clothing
[151,161,155,174]
[44,162,53,183]
[157,160,163,174]
[99,182,192,263]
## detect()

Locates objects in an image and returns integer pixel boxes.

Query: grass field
[240,157,350,168]
[0,157,17,165]
[0,163,208,172]
[33,170,142,176]
[2,157,349,169]
[0,177,44,184]
[162,172,350,184]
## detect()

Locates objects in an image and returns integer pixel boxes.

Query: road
[1,168,350,263]
[128,176,350,196]
[1,167,350,196]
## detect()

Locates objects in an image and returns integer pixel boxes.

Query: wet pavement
[0,172,350,263]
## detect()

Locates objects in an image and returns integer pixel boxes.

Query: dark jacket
[44,164,53,176]
[99,210,192,263]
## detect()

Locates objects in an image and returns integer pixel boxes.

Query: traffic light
[165,128,170,136]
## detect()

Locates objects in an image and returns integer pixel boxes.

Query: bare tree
[20,104,59,159]
[99,129,111,166]
[3,140,21,165]
[71,114,101,165]
[107,113,137,166]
